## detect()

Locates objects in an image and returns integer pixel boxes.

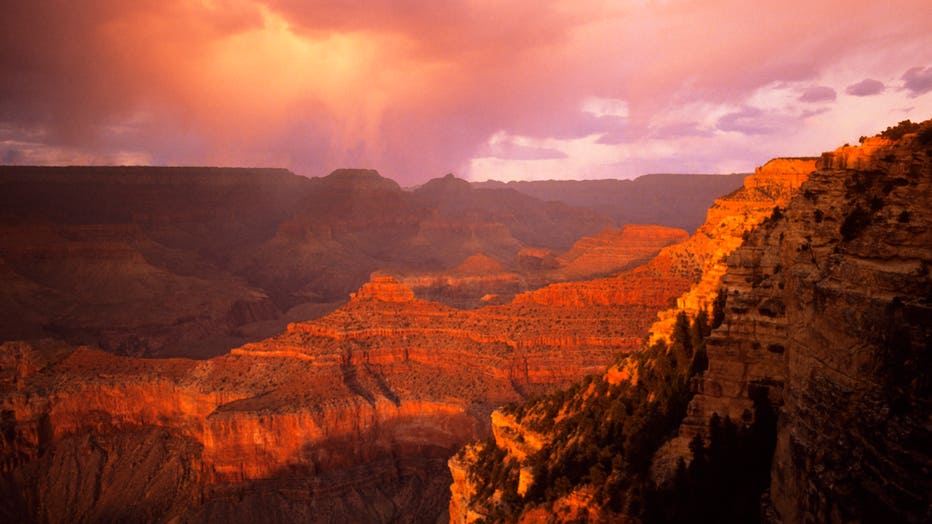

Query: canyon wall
[450,120,932,523]
[1,249,689,522]
[670,126,931,522]
[448,154,815,522]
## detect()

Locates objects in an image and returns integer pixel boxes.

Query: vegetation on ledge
[466,309,713,521]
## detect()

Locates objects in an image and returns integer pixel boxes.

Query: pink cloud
[902,66,932,97]
[846,78,885,97]
[717,107,798,135]
[0,1,930,184]
[798,86,837,103]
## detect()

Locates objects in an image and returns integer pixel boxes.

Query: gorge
[1,120,930,523]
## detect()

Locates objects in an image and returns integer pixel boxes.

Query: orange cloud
[1,1,931,183]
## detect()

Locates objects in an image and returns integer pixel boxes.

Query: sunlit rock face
[646,157,817,345]
[397,225,688,309]
[448,120,932,523]
[448,153,817,523]
[0,240,694,523]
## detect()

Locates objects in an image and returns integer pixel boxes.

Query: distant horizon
[0,163,754,184]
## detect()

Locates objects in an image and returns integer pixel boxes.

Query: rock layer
[398,225,688,308]
[1,246,690,522]
[666,129,931,522]
[448,155,816,522]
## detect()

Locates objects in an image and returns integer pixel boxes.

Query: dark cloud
[845,78,885,96]
[717,107,793,135]
[902,66,932,97]
[798,86,837,103]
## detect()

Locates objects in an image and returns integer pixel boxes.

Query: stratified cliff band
[449,119,931,523]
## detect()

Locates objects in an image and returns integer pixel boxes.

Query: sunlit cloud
[0,1,930,183]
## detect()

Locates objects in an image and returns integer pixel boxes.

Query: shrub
[840,206,871,241]
[879,120,920,140]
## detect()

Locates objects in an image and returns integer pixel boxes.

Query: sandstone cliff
[397,225,687,308]
[448,120,932,523]
[705,125,931,523]
[1,250,687,523]
[448,154,814,523]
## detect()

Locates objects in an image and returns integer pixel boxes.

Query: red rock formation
[557,224,688,279]
[450,120,932,524]
[685,130,932,523]
[448,155,818,523]
[2,244,691,522]
[398,225,688,308]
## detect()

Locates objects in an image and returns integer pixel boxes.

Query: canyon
[0,167,734,359]
[0,168,726,521]
[1,255,692,522]
[450,121,931,523]
[2,120,929,523]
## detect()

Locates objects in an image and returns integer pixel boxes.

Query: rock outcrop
[449,119,932,523]
[448,155,814,523]
[397,225,687,308]
[705,129,930,523]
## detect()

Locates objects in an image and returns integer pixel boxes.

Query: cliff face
[767,132,930,522]
[449,120,932,523]
[1,250,688,523]
[448,155,815,522]
[398,225,687,309]
[672,128,931,522]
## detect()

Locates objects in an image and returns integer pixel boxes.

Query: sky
[1,1,931,185]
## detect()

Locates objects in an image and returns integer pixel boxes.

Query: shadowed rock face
[658,129,931,523]
[472,173,747,233]
[0,168,614,358]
